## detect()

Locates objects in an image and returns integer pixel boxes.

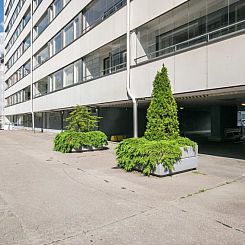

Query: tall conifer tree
[144,65,180,140]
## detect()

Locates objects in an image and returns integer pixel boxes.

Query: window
[23,33,31,51]
[34,77,48,97]
[75,14,82,38]
[173,3,188,47]
[35,11,49,37]
[53,0,63,17]
[63,64,74,87]
[135,0,245,64]
[189,0,207,39]
[207,0,229,38]
[48,77,53,92]
[53,32,63,54]
[103,57,110,75]
[111,50,126,70]
[64,22,74,46]
[53,70,63,90]
[83,0,126,31]
[33,0,43,10]
[84,54,100,80]
[17,45,23,58]
[23,86,31,101]
[35,45,49,67]
[84,35,126,79]
[74,60,83,83]
[229,0,245,30]
[23,60,31,76]
[17,68,23,81]
[23,8,31,26]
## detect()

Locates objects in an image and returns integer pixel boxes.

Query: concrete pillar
[210,106,222,142]
[47,112,50,129]
[61,111,64,132]
[210,106,237,142]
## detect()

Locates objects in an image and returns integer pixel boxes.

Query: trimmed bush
[54,131,108,153]
[115,65,197,175]
[65,105,101,132]
[115,137,196,176]
[144,66,179,140]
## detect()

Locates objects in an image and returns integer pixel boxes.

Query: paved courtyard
[0,130,244,244]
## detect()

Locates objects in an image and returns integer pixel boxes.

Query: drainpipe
[126,0,138,138]
[30,0,35,132]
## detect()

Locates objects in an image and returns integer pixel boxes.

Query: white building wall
[33,71,128,112]
[0,61,4,127]
[130,33,245,98]
[33,7,126,82]
[3,0,245,123]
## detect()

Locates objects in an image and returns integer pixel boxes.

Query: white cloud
[0,32,4,56]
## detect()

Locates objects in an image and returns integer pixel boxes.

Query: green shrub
[66,105,101,132]
[54,131,79,153]
[144,65,180,140]
[176,137,197,150]
[115,137,196,176]
[78,131,108,148]
[54,131,108,153]
[115,65,197,176]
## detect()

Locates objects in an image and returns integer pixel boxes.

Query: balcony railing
[83,62,126,81]
[135,19,245,64]
[83,0,126,33]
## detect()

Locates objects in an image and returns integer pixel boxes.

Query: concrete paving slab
[0,131,244,244]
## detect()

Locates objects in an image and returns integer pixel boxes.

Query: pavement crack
[216,220,232,229]
[43,207,156,244]
[216,220,245,234]
[84,207,156,234]
[62,168,152,210]
[235,228,245,234]
[77,168,86,172]
[180,174,245,199]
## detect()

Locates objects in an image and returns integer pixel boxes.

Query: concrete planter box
[136,146,198,177]
[72,146,105,152]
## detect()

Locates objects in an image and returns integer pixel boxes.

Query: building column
[61,111,64,132]
[210,106,222,142]
[210,105,237,142]
[47,112,50,129]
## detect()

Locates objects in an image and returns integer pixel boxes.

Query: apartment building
[0,57,4,128]
[3,0,245,140]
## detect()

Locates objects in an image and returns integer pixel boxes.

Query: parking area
[0,130,244,244]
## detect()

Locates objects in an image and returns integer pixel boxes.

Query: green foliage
[115,137,196,176]
[54,130,108,153]
[144,65,180,141]
[78,131,108,148]
[115,65,197,176]
[66,105,101,132]
[53,131,79,153]
[176,137,197,150]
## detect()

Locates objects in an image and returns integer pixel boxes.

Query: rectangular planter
[72,146,105,152]
[136,146,198,177]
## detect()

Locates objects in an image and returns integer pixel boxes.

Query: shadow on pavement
[186,133,245,160]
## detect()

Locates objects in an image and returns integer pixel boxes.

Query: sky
[0,0,4,56]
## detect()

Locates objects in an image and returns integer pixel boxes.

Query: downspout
[30,0,35,132]
[126,0,138,138]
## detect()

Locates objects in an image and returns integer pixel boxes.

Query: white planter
[72,146,105,152]
[136,146,198,177]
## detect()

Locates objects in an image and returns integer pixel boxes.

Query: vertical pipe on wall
[126,0,138,138]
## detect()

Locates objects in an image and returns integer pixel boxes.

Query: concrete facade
[3,0,245,138]
[0,57,4,128]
